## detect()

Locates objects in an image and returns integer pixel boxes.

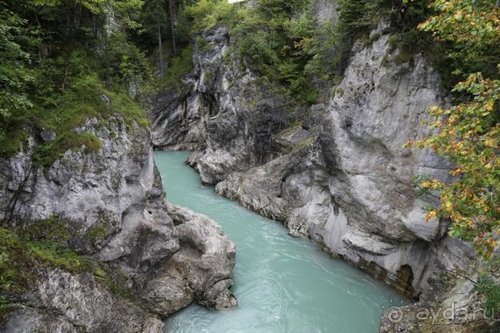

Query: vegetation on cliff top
[0,0,150,161]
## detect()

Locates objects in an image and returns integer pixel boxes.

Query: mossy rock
[83,213,120,251]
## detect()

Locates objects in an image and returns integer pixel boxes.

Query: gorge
[157,151,405,333]
[0,0,498,332]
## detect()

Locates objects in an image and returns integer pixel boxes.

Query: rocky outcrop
[0,116,236,332]
[151,19,462,295]
[141,203,237,315]
[3,269,164,333]
[379,263,499,333]
[149,26,290,184]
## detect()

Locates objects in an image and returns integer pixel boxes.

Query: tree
[168,0,177,55]
[0,6,35,154]
[409,0,499,258]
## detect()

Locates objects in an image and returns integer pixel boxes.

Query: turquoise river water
[155,151,406,333]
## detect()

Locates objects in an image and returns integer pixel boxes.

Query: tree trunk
[157,20,163,76]
[168,0,176,55]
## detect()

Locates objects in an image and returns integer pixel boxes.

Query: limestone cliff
[148,3,497,331]
[0,116,236,332]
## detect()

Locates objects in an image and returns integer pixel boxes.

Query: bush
[0,1,151,160]
[158,46,194,90]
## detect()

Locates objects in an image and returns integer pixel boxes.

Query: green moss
[95,266,135,300]
[196,36,211,53]
[291,136,316,153]
[0,129,28,158]
[0,226,89,294]
[158,46,194,90]
[475,275,500,314]
[0,228,36,294]
[104,88,149,127]
[0,225,135,309]
[84,214,115,246]
[33,132,102,168]
[29,242,93,273]
[21,216,71,244]
[184,0,236,33]
[204,71,215,85]
[0,296,19,327]
[1,55,149,161]
[475,258,500,315]
[85,225,108,242]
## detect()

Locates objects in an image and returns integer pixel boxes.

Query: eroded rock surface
[0,116,236,332]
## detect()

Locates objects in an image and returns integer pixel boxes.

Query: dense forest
[0,0,499,327]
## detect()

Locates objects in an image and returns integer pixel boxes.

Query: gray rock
[380,260,499,333]
[40,130,56,142]
[141,204,237,316]
[0,116,236,331]
[149,26,289,181]
[2,268,167,333]
[2,309,79,333]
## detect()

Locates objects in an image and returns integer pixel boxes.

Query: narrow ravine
[156,151,406,333]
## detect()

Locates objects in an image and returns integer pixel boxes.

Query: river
[155,151,406,333]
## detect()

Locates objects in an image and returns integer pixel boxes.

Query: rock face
[148,26,289,184]
[3,269,164,333]
[214,34,462,298]
[379,260,499,333]
[148,10,495,332]
[0,116,236,332]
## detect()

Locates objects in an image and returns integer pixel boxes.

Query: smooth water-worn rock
[0,116,236,331]
[156,151,406,333]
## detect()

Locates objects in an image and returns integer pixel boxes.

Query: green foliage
[409,0,499,258]
[475,275,500,314]
[157,46,194,90]
[21,216,71,243]
[0,6,35,154]
[29,241,94,273]
[182,0,318,102]
[100,31,151,84]
[0,225,91,295]
[0,228,30,293]
[85,224,108,241]
[412,73,499,258]
[307,0,389,80]
[33,0,143,26]
[418,0,499,79]
[33,132,102,167]
[0,0,150,161]
[184,0,235,32]
[232,0,317,102]
[181,0,392,103]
